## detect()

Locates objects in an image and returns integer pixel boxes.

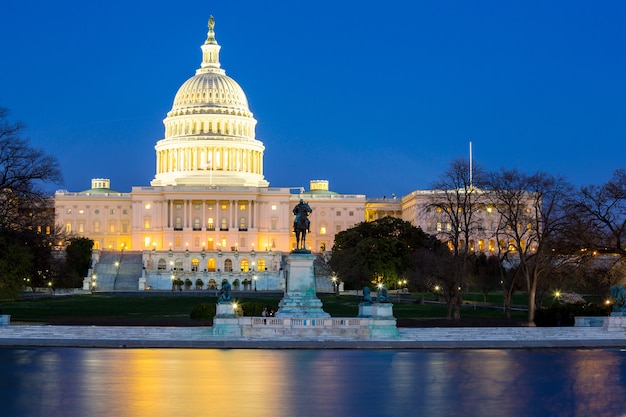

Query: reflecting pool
[1,348,625,417]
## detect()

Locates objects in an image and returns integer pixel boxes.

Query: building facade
[55,17,536,291]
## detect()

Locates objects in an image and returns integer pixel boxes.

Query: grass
[1,292,528,326]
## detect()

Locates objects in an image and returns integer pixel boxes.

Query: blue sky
[2,0,624,197]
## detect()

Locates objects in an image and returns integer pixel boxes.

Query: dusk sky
[2,0,625,198]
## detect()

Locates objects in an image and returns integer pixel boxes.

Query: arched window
[207,217,214,231]
[191,258,199,272]
[240,259,249,272]
[224,259,233,272]
[257,259,266,271]
[174,258,183,271]
[221,217,228,230]
[158,259,166,270]
[207,258,216,272]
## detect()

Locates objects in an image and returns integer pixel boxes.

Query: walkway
[1,325,626,349]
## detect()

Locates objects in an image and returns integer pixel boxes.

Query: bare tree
[0,106,63,299]
[486,169,574,324]
[574,169,626,257]
[427,158,485,319]
[0,106,62,230]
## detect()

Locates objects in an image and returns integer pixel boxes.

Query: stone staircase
[93,251,143,291]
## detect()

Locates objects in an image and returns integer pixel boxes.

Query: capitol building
[54,17,512,291]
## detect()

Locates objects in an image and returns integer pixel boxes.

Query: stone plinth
[607,312,626,332]
[0,315,10,326]
[212,303,241,336]
[358,302,394,318]
[275,253,329,318]
[357,302,398,338]
[215,303,236,318]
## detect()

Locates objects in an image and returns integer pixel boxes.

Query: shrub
[534,303,610,327]
[241,302,275,316]
[190,303,216,320]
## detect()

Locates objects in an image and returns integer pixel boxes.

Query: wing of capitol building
[54,17,536,292]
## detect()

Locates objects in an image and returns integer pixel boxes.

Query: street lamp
[253,274,257,291]
[332,275,338,295]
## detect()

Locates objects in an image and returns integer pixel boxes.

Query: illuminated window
[94,221,100,233]
[320,226,327,235]
[78,223,84,233]
[478,240,485,251]
[257,259,266,271]
[191,259,199,272]
[144,204,151,210]
[240,204,246,211]
[144,217,151,229]
[65,223,71,233]
[271,205,277,211]
[241,259,249,272]
[79,209,84,214]
[207,258,216,272]
[221,218,228,230]
[239,217,247,229]
[207,218,214,230]
[66,208,72,214]
[488,240,495,252]
[144,237,151,247]
[193,217,201,230]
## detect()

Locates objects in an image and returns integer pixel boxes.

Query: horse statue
[293,199,312,252]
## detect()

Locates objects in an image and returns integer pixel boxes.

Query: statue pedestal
[215,303,236,318]
[212,303,241,336]
[358,303,395,318]
[607,312,626,332]
[275,253,329,318]
[357,302,398,338]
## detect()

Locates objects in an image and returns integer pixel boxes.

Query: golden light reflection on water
[6,348,626,417]
[81,349,292,417]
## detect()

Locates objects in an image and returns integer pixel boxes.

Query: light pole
[253,274,257,291]
[332,275,338,295]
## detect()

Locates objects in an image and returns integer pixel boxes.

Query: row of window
[154,257,267,272]
[64,208,128,215]
[65,221,129,234]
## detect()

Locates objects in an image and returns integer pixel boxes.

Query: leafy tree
[61,237,94,288]
[329,217,431,288]
[0,232,34,300]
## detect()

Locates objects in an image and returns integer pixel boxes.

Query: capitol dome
[152,16,268,188]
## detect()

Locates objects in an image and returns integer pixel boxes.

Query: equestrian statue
[293,199,312,252]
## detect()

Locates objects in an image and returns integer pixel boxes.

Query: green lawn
[1,293,527,324]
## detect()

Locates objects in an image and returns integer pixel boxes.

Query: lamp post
[253,274,257,291]
[332,275,338,295]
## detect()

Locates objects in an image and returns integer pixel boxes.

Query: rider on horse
[293,199,312,233]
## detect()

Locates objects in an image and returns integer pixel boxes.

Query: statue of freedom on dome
[293,199,312,252]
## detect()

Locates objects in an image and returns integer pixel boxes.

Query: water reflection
[1,348,626,417]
